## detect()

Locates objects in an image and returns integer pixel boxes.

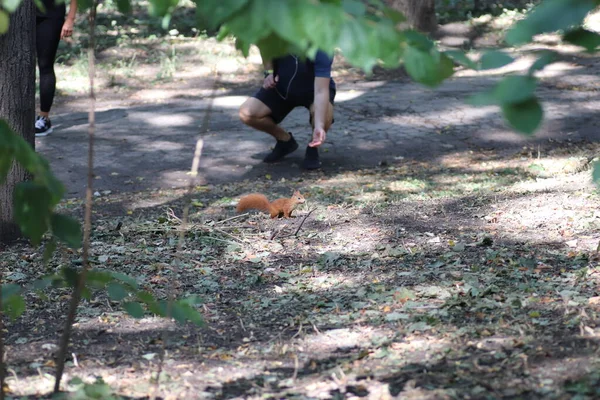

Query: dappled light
[4,0,600,398]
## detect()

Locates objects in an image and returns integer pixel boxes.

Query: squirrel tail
[236,193,272,214]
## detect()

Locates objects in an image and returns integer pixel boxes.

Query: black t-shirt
[37,0,66,19]
[273,51,336,98]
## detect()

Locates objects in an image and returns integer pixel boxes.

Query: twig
[153,68,218,398]
[294,208,316,237]
[0,267,4,400]
[291,321,304,339]
[217,213,249,224]
[54,2,97,393]
[270,225,284,241]
[311,321,321,335]
[292,354,299,382]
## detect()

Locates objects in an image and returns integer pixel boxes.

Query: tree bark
[387,0,437,33]
[0,0,36,243]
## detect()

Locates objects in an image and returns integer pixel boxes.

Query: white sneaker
[35,116,53,137]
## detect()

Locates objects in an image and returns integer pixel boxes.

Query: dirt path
[37,36,600,198]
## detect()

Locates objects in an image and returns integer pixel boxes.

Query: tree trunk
[0,0,36,243]
[387,0,437,33]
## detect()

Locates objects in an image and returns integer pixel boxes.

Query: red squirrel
[236,190,305,218]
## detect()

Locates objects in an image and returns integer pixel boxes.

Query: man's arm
[312,77,330,134]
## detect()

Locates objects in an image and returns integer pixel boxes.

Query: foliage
[32,266,204,324]
[57,377,123,400]
[0,121,82,250]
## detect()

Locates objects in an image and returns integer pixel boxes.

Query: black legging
[36,17,63,113]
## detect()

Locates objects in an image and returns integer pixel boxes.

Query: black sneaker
[263,133,299,163]
[302,146,321,170]
[35,116,53,137]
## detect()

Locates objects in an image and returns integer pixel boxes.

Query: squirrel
[236,190,305,218]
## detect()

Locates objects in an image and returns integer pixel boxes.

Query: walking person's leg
[35,16,63,136]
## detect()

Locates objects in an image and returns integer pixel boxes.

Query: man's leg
[239,97,290,141]
[239,90,299,163]
[303,102,334,169]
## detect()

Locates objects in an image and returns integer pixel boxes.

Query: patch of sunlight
[56,76,89,94]
[137,140,187,151]
[133,89,177,101]
[388,178,428,193]
[511,174,593,194]
[126,190,187,211]
[7,375,54,396]
[128,113,195,128]
[216,58,243,73]
[213,95,248,108]
[351,190,387,203]
[455,53,579,79]
[335,89,366,102]
[299,326,379,352]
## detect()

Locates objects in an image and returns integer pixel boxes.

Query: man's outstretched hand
[309,127,326,147]
[263,74,278,89]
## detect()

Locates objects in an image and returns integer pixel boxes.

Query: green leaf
[402,30,434,51]
[81,286,92,300]
[2,0,21,12]
[1,284,21,300]
[180,295,203,306]
[502,97,544,135]
[470,75,538,106]
[13,182,52,245]
[194,0,248,30]
[123,301,145,318]
[4,294,25,320]
[136,290,155,304]
[43,238,57,263]
[51,213,82,249]
[171,301,204,326]
[493,75,537,104]
[342,0,366,16]
[116,0,131,14]
[33,276,55,290]
[479,50,514,70]
[256,33,293,63]
[0,10,9,35]
[444,50,477,69]
[83,377,113,398]
[382,6,406,24]
[86,269,114,288]
[62,266,79,288]
[403,46,454,87]
[528,50,558,75]
[107,282,129,301]
[506,0,596,45]
[592,161,600,186]
[76,0,93,11]
[109,271,139,288]
[267,1,308,48]
[563,28,600,52]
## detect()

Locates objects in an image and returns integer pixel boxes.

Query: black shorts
[252,87,336,124]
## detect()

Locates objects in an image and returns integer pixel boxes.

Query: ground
[2,5,600,399]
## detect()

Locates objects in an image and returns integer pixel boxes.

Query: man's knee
[239,105,255,125]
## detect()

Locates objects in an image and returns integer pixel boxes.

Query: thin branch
[293,208,316,237]
[153,69,219,398]
[0,269,4,400]
[53,2,97,392]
